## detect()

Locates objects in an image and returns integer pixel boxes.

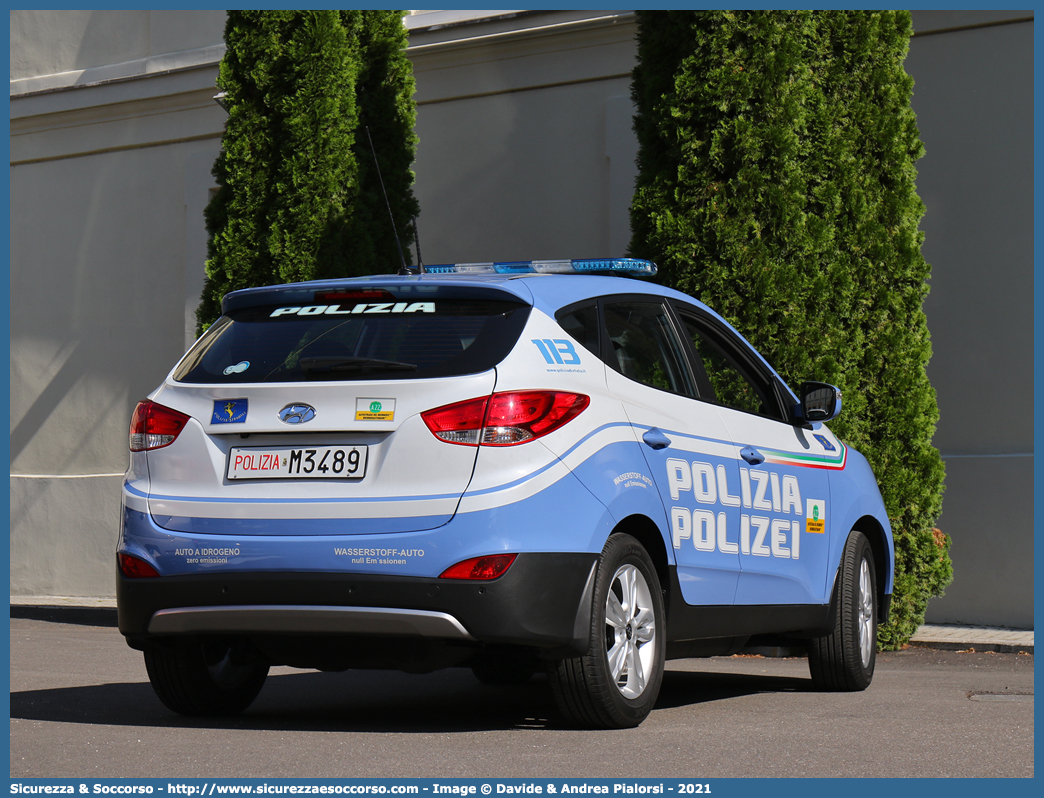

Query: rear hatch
[143,280,532,536]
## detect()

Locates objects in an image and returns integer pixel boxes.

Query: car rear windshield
[173,289,530,384]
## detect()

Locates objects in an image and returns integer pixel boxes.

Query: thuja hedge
[629,10,950,648]
[197,10,418,334]
[333,10,420,281]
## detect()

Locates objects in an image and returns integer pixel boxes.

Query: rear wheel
[548,534,665,728]
[808,530,877,691]
[144,638,269,716]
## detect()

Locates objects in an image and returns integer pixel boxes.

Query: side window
[603,300,697,398]
[676,310,783,421]
[555,302,600,357]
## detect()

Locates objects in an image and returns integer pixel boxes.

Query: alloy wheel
[604,564,657,698]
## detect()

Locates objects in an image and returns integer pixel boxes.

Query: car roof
[224,272,702,315]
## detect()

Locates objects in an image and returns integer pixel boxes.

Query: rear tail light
[118,553,160,578]
[421,391,589,446]
[484,391,590,445]
[129,400,191,452]
[440,553,517,580]
[419,396,490,446]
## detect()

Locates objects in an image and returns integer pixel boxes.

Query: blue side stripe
[585,421,842,467]
[125,422,839,506]
[569,422,737,455]
[132,486,463,505]
[464,422,736,498]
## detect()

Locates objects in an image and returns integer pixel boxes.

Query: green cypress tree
[197,11,358,333]
[629,10,950,648]
[326,10,420,280]
[197,10,419,332]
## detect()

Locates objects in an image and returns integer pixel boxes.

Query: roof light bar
[424,258,657,277]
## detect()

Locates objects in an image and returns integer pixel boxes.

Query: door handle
[740,446,764,465]
[642,428,671,450]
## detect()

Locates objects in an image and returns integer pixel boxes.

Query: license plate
[227,445,368,480]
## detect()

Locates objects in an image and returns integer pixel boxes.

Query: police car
[117,258,893,729]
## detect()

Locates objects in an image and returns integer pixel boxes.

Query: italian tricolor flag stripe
[761,441,847,470]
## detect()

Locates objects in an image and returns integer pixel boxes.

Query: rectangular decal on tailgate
[355,398,395,421]
[212,399,248,424]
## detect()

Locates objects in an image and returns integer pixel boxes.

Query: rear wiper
[299,356,418,373]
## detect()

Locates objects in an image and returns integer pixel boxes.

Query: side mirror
[799,382,842,423]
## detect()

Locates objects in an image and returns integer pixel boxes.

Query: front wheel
[548,534,665,728]
[144,637,269,716]
[808,530,877,691]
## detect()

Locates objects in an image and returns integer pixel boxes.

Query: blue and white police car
[117,258,893,728]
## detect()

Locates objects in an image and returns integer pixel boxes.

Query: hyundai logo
[278,403,317,424]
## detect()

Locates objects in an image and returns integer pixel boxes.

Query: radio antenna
[412,217,424,270]
[365,125,412,276]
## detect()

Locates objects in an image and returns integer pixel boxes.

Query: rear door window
[174,291,530,384]
[555,301,601,357]
[601,299,697,398]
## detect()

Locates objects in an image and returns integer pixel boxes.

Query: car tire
[808,530,877,691]
[144,637,269,716]
[548,533,665,729]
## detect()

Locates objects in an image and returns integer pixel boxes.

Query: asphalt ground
[9,615,1034,779]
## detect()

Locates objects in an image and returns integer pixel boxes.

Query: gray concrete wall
[907,12,1034,628]
[9,9,226,90]
[8,10,1035,629]
[408,10,640,263]
[9,10,226,597]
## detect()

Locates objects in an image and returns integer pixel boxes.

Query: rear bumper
[147,605,475,638]
[117,552,598,653]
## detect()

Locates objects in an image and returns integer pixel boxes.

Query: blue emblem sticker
[212,399,248,424]
[813,433,836,452]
